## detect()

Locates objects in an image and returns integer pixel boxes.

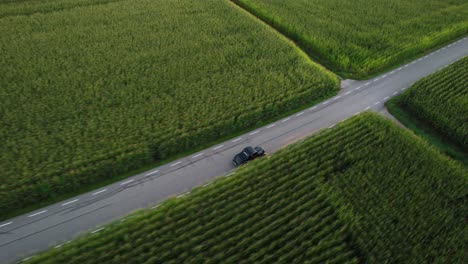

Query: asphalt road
[1,37,467,263]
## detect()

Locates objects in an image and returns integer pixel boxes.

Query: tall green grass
[234,0,468,78]
[0,0,338,217]
[26,113,467,263]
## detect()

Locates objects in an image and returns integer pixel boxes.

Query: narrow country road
[1,37,467,263]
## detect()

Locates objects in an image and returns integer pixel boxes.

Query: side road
[0,37,467,263]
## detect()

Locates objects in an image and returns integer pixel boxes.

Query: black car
[233,146,265,167]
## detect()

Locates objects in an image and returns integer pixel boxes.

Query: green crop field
[25,113,468,263]
[0,0,338,217]
[389,57,467,151]
[234,0,468,78]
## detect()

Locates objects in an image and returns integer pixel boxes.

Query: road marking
[322,101,330,105]
[266,124,276,129]
[21,257,33,262]
[345,91,352,95]
[355,86,362,90]
[249,130,260,135]
[151,204,160,209]
[296,112,304,116]
[145,170,159,176]
[332,96,341,101]
[54,244,62,249]
[61,199,79,206]
[384,96,389,100]
[28,210,47,217]
[328,124,335,129]
[382,74,387,78]
[177,193,188,198]
[226,172,235,177]
[92,189,107,195]
[281,118,291,123]
[364,82,371,86]
[120,179,134,186]
[401,88,405,91]
[192,153,204,158]
[393,91,398,95]
[310,106,318,111]
[374,101,380,105]
[0,222,12,228]
[232,137,242,142]
[91,228,105,234]
[353,111,361,116]
[434,50,440,53]
[213,145,224,150]
[397,67,402,71]
[170,161,182,167]
[364,107,371,110]
[203,183,211,188]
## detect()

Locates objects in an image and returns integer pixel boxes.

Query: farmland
[25,113,468,263]
[234,0,468,78]
[0,0,338,217]
[387,57,467,162]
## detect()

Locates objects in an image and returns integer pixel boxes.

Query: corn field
[0,0,338,216]
[396,56,467,150]
[26,113,468,263]
[234,0,468,78]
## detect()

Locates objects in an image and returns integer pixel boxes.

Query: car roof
[234,152,249,164]
[243,146,255,155]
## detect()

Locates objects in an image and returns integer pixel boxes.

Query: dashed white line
[61,199,79,206]
[397,67,402,71]
[281,118,291,123]
[296,112,305,116]
[177,193,188,198]
[322,101,330,105]
[332,96,341,101]
[0,222,12,228]
[401,88,405,91]
[145,170,159,176]
[232,138,242,143]
[393,91,398,95]
[21,257,33,262]
[249,130,260,135]
[266,124,276,129]
[120,179,134,186]
[345,91,352,95]
[328,124,335,129]
[91,228,105,234]
[203,183,211,188]
[384,96,389,100]
[213,145,224,150]
[54,244,62,249]
[353,111,361,116]
[364,82,371,86]
[28,210,47,217]
[226,172,235,177]
[374,101,380,105]
[151,204,160,209]
[310,106,318,111]
[192,153,204,158]
[92,189,107,196]
[355,86,362,90]
[170,161,182,167]
[364,107,371,111]
[382,74,387,78]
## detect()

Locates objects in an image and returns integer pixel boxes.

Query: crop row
[234,0,468,78]
[395,56,467,150]
[26,112,467,263]
[0,0,338,216]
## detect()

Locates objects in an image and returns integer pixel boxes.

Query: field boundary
[385,98,468,166]
[231,0,468,79]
